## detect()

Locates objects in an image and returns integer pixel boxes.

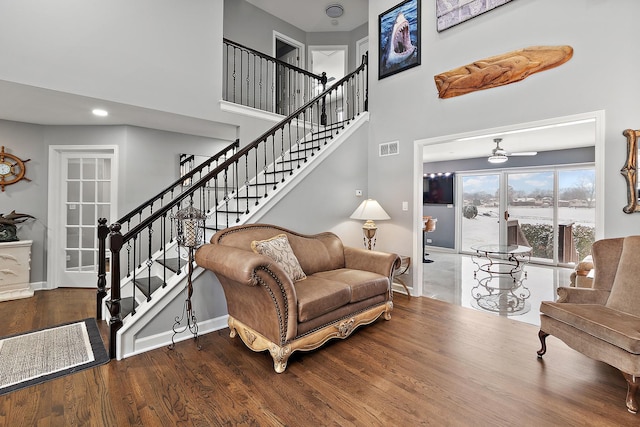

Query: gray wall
[0,121,48,284]
[259,120,371,248]
[0,0,225,122]
[223,0,307,65]
[368,0,640,258]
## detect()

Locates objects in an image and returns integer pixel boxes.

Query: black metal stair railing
[96,140,239,318]
[223,38,327,116]
[97,52,368,359]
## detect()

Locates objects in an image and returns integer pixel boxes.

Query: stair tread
[301,136,333,144]
[264,169,293,174]
[134,276,165,298]
[157,257,182,273]
[107,297,138,318]
[277,157,307,164]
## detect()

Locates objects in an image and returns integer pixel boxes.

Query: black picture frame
[378,0,421,80]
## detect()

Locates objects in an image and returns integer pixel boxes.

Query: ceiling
[0,80,233,139]
[246,0,369,32]
[422,120,597,163]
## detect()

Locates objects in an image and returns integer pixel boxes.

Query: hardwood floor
[0,289,636,426]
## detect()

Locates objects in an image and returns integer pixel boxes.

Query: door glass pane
[97,158,111,179]
[460,174,500,252]
[82,204,96,226]
[68,158,81,179]
[67,181,80,203]
[66,250,79,270]
[67,204,80,225]
[67,227,79,248]
[81,250,95,270]
[82,159,96,179]
[81,227,95,248]
[82,181,96,202]
[507,171,554,263]
[97,182,110,203]
[558,169,596,262]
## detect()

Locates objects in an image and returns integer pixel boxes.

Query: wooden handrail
[223,38,325,83]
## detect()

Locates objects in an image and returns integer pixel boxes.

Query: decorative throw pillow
[251,234,307,282]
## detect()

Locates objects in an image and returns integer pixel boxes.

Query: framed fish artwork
[378,0,421,80]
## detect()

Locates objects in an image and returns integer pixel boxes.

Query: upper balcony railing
[223,38,327,116]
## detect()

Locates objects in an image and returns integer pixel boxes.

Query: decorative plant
[0,211,35,242]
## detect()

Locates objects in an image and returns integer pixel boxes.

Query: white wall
[368,0,640,258]
[0,0,225,121]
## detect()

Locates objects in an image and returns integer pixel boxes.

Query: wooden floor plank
[0,289,637,426]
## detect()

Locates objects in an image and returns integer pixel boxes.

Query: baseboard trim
[122,314,229,359]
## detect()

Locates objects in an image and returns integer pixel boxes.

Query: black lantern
[169,203,207,350]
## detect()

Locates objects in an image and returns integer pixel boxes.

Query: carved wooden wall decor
[434,45,574,99]
[621,129,640,214]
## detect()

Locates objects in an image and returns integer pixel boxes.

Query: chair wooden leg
[622,372,639,414]
[537,330,549,358]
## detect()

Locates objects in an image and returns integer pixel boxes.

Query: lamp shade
[350,199,391,221]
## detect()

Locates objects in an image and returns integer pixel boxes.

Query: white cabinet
[0,240,33,302]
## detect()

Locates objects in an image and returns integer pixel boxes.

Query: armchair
[538,236,640,413]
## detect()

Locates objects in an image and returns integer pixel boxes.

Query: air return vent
[379,141,399,157]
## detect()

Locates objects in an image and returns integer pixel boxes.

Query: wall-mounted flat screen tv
[423,173,454,205]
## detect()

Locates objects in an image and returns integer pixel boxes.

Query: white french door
[48,146,117,288]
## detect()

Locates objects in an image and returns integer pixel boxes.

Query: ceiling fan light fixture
[326,4,344,18]
[488,154,508,164]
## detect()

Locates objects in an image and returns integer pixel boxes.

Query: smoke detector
[326,4,344,18]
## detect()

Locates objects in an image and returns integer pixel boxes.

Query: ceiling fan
[488,138,537,163]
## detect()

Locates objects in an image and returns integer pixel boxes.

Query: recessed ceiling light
[92,108,108,117]
[326,4,344,18]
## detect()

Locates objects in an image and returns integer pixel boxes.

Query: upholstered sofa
[538,236,640,413]
[195,223,401,373]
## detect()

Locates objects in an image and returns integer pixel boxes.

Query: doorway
[47,146,118,289]
[413,111,605,297]
[273,32,304,116]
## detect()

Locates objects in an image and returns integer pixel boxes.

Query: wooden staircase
[98,50,369,359]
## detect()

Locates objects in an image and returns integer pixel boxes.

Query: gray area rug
[0,318,109,395]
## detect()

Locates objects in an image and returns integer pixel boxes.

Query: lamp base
[362,221,378,250]
[168,247,201,350]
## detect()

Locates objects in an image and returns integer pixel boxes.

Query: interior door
[275,39,300,116]
[52,149,116,288]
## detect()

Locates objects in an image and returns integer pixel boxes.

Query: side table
[393,255,411,299]
[0,240,33,302]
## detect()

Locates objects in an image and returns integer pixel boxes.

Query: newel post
[96,218,109,319]
[108,223,124,359]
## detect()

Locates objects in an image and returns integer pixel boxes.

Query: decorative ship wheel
[0,146,31,192]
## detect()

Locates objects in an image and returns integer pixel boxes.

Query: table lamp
[350,199,390,250]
